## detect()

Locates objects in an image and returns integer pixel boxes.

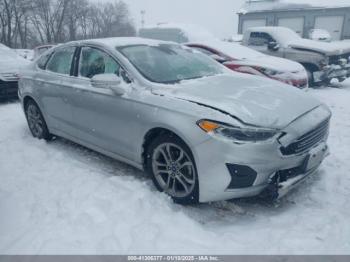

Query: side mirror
[210,54,228,63]
[268,41,280,51]
[91,74,126,96]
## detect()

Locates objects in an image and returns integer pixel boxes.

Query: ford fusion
[18,37,331,204]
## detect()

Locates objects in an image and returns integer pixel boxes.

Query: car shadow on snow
[45,135,323,225]
[48,136,148,181]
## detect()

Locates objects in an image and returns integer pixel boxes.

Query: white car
[14,49,34,60]
[19,37,331,203]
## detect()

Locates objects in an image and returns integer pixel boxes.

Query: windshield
[118,44,224,84]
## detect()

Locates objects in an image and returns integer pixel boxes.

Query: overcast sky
[95,0,246,38]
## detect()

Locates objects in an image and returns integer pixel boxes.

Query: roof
[70,37,171,48]
[239,0,350,14]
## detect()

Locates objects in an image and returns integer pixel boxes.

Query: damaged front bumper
[263,143,329,200]
[194,106,331,203]
[314,62,350,83]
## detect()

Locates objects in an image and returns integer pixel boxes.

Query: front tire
[306,68,316,87]
[25,100,52,141]
[145,134,199,205]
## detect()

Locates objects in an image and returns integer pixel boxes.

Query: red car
[186,40,308,89]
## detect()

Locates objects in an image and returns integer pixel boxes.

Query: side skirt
[50,127,144,171]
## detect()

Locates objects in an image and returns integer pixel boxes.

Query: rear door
[314,16,344,40]
[36,46,77,134]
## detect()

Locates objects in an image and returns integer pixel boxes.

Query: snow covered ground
[0,81,350,255]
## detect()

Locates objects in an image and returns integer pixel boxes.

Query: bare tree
[0,0,136,48]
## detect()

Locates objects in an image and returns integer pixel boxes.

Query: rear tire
[306,68,316,87]
[145,134,199,205]
[25,100,53,141]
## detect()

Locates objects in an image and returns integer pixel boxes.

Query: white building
[238,0,350,40]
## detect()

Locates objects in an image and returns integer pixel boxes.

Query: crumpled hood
[152,73,322,129]
[288,39,350,55]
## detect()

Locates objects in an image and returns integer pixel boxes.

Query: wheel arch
[141,126,194,169]
[23,95,38,110]
[22,95,51,132]
[301,63,320,72]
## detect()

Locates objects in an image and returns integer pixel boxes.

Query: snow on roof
[246,26,350,54]
[239,0,350,14]
[75,37,170,48]
[189,39,265,60]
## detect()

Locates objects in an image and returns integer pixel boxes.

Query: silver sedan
[19,37,331,204]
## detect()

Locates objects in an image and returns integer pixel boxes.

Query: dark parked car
[0,44,29,99]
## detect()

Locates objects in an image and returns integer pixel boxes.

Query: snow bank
[239,0,350,14]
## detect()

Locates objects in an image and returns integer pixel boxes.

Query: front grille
[329,53,350,65]
[0,81,19,99]
[280,118,330,155]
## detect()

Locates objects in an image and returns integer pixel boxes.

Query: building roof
[239,0,350,14]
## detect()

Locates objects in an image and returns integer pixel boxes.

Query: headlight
[320,57,329,67]
[255,67,281,76]
[197,120,278,143]
[339,58,347,66]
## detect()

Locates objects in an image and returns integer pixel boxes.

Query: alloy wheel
[27,104,44,138]
[152,143,196,198]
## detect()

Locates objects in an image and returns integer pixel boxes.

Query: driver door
[68,46,139,160]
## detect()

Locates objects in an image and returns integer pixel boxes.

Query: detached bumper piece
[265,143,329,200]
[314,60,350,83]
[264,167,317,200]
[0,81,18,99]
[226,164,257,189]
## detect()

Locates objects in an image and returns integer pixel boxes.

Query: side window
[79,47,120,79]
[37,52,53,70]
[248,32,275,46]
[46,47,76,75]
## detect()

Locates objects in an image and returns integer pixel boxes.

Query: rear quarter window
[37,52,53,70]
[46,47,76,75]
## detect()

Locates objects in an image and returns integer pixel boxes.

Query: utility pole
[141,10,146,28]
